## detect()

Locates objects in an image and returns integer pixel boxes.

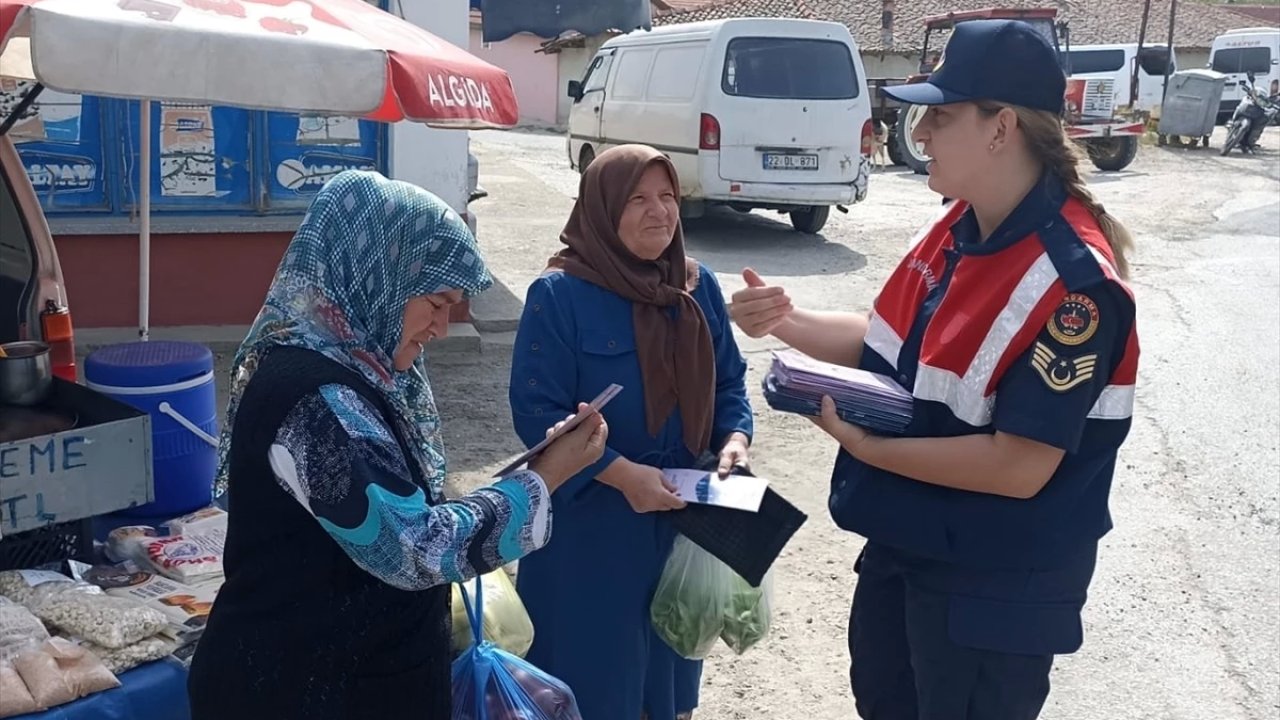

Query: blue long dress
[509,262,754,720]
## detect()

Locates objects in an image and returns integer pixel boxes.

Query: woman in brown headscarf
[508,144,755,720]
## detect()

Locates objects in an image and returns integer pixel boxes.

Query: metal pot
[0,341,53,407]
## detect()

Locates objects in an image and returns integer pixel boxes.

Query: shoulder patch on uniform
[1031,342,1098,392]
[1046,293,1099,346]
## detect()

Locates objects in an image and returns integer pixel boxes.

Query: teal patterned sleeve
[267,384,552,591]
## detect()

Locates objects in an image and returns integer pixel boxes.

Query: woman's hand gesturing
[728,268,794,339]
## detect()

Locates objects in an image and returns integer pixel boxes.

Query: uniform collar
[950,172,1067,255]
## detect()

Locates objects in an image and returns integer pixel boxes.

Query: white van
[1065,43,1177,113]
[1209,28,1280,123]
[565,18,872,234]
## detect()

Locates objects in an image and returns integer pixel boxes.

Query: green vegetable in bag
[650,536,731,660]
[720,570,772,655]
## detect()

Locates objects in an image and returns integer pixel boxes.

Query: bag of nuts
[0,570,168,650]
[35,591,169,651]
[0,569,79,607]
[78,635,177,675]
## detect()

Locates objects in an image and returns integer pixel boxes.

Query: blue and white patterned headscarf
[213,170,493,500]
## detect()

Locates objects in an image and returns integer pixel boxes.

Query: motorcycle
[1221,74,1279,156]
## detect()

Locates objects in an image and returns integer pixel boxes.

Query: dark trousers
[849,544,1055,720]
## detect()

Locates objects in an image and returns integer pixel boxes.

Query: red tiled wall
[54,232,471,328]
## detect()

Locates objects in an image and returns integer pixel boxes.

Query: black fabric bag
[667,453,808,587]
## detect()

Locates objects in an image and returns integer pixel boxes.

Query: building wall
[1181,49,1210,72]
[468,28,561,127]
[55,230,292,329]
[862,53,922,80]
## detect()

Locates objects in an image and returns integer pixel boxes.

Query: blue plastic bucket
[84,341,218,518]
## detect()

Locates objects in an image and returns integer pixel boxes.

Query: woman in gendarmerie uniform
[728,20,1140,720]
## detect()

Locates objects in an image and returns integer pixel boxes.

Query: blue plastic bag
[451,575,583,720]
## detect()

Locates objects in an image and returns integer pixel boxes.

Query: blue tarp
[479,0,650,43]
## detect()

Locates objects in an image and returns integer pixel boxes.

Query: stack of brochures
[762,349,914,434]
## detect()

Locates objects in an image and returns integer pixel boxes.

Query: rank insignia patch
[1031,342,1097,392]
[1046,293,1099,346]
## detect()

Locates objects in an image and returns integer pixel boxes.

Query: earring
[988,143,996,151]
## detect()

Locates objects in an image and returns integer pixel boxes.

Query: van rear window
[1212,46,1273,74]
[722,37,859,100]
[1066,49,1126,74]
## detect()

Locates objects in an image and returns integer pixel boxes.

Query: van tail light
[860,119,874,157]
[41,305,77,382]
[699,113,721,150]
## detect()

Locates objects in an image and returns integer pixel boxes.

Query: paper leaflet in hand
[762,349,913,434]
[493,384,622,478]
[663,469,769,512]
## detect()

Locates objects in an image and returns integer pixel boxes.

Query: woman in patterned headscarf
[188,171,607,720]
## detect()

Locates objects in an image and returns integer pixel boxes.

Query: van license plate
[763,153,819,171]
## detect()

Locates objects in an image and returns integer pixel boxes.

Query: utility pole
[1162,0,1178,103]
[881,0,895,52]
[1133,0,1153,107]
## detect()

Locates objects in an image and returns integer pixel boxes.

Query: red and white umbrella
[0,0,520,337]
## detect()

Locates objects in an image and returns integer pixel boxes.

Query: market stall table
[11,658,190,720]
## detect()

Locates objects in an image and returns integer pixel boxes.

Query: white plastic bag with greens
[650,535,773,659]
[450,567,535,658]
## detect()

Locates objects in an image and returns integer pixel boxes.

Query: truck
[870,7,1152,175]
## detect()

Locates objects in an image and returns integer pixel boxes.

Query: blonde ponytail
[977,103,1134,279]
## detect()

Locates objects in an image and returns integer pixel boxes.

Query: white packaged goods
[105,526,159,564]
[136,532,225,584]
[163,506,228,536]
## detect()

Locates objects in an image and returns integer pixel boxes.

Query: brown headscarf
[547,144,715,455]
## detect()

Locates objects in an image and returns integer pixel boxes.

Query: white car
[566,18,873,234]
